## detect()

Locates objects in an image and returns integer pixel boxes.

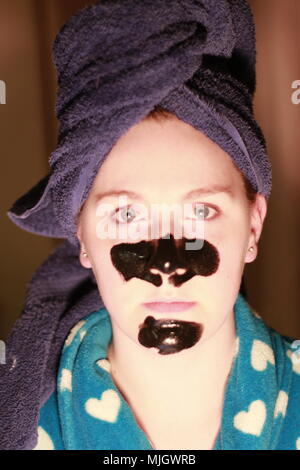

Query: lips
[142,299,197,313]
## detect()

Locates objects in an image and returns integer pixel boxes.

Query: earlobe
[245,244,257,264]
[79,248,92,269]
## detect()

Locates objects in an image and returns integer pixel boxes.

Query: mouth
[142,298,197,313]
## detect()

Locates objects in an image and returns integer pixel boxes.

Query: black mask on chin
[138,316,204,355]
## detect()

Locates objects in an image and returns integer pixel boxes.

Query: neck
[107,310,237,418]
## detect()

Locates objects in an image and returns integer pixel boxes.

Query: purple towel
[0,241,103,450]
[1,0,272,450]
[6,0,271,246]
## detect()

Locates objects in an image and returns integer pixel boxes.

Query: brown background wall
[0,0,299,341]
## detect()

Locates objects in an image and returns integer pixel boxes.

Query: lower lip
[143,302,197,313]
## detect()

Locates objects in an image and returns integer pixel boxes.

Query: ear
[244,194,268,263]
[76,217,92,269]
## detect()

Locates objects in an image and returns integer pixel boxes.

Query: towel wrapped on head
[1,0,273,450]
[7,0,272,246]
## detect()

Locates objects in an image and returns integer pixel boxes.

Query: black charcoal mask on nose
[110,233,220,287]
[110,233,220,355]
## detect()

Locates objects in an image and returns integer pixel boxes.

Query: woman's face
[77,115,267,350]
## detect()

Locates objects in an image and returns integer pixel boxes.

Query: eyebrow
[94,185,234,203]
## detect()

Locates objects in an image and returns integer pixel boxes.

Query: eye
[113,206,137,223]
[193,204,218,220]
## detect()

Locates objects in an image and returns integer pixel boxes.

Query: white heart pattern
[33,426,55,450]
[251,308,262,320]
[234,399,266,436]
[251,339,275,371]
[274,390,288,418]
[60,368,72,392]
[64,320,86,347]
[286,349,300,375]
[233,336,240,358]
[96,358,112,374]
[85,389,121,423]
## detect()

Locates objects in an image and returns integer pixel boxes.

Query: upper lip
[143,298,195,303]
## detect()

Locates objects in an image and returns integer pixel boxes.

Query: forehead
[91,117,243,197]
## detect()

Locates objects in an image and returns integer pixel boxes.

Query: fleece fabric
[33,293,300,450]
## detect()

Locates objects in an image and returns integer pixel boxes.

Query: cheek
[91,240,140,309]
[92,240,118,282]
[206,218,249,282]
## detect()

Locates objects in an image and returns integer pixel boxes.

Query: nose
[149,266,187,284]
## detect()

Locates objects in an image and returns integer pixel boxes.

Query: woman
[1,0,300,450]
[69,107,266,451]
